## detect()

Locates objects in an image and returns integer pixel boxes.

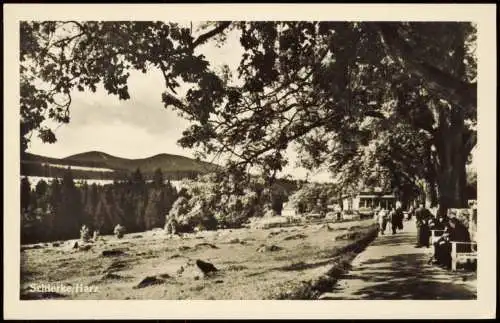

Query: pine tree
[128,168,147,231]
[34,179,49,212]
[55,168,83,239]
[131,168,145,188]
[94,189,112,234]
[153,168,164,188]
[144,189,160,230]
[84,183,99,229]
[21,177,31,212]
[35,179,48,197]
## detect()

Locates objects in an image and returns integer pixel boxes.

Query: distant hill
[21,151,220,181]
[64,151,218,174]
[21,151,301,193]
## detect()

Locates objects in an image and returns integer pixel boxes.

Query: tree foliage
[20,21,477,210]
[288,182,338,214]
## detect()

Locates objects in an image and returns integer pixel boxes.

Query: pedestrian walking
[396,202,404,231]
[389,208,399,234]
[377,208,388,235]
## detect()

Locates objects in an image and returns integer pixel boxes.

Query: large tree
[20,21,477,213]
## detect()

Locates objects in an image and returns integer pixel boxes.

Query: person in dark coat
[389,208,399,234]
[396,204,404,230]
[431,215,447,231]
[432,217,471,269]
[415,203,433,247]
[448,218,472,251]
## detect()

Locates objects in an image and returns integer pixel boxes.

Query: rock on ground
[133,276,165,289]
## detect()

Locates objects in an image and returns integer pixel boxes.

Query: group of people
[411,203,473,270]
[376,203,405,235]
[374,202,474,270]
[431,217,472,269]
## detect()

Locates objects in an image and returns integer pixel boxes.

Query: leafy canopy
[21,21,477,197]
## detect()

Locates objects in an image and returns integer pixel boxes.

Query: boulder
[282,233,307,241]
[158,273,172,279]
[100,272,124,281]
[133,276,164,289]
[103,260,128,273]
[175,259,219,279]
[195,259,218,275]
[102,249,126,257]
[256,244,283,252]
[194,242,218,249]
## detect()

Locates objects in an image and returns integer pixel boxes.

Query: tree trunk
[424,178,438,208]
[434,107,468,217]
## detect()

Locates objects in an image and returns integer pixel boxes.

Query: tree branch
[192,22,232,49]
[376,23,477,110]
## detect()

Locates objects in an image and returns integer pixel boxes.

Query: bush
[113,224,126,239]
[92,230,100,241]
[263,207,277,218]
[80,225,91,243]
[288,182,338,215]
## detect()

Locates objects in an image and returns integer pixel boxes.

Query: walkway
[319,218,477,300]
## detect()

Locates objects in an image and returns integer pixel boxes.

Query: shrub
[113,224,126,239]
[164,218,178,235]
[288,182,338,215]
[80,225,91,243]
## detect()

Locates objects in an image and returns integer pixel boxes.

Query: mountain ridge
[21,150,220,180]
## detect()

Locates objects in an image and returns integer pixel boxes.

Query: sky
[26,23,333,182]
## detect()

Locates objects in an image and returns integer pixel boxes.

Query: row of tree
[21,166,294,243]
[21,168,178,244]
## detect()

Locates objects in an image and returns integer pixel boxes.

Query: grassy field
[20,218,378,300]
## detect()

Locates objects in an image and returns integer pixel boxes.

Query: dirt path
[318,218,477,300]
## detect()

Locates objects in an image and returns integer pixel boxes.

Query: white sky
[25,22,333,182]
